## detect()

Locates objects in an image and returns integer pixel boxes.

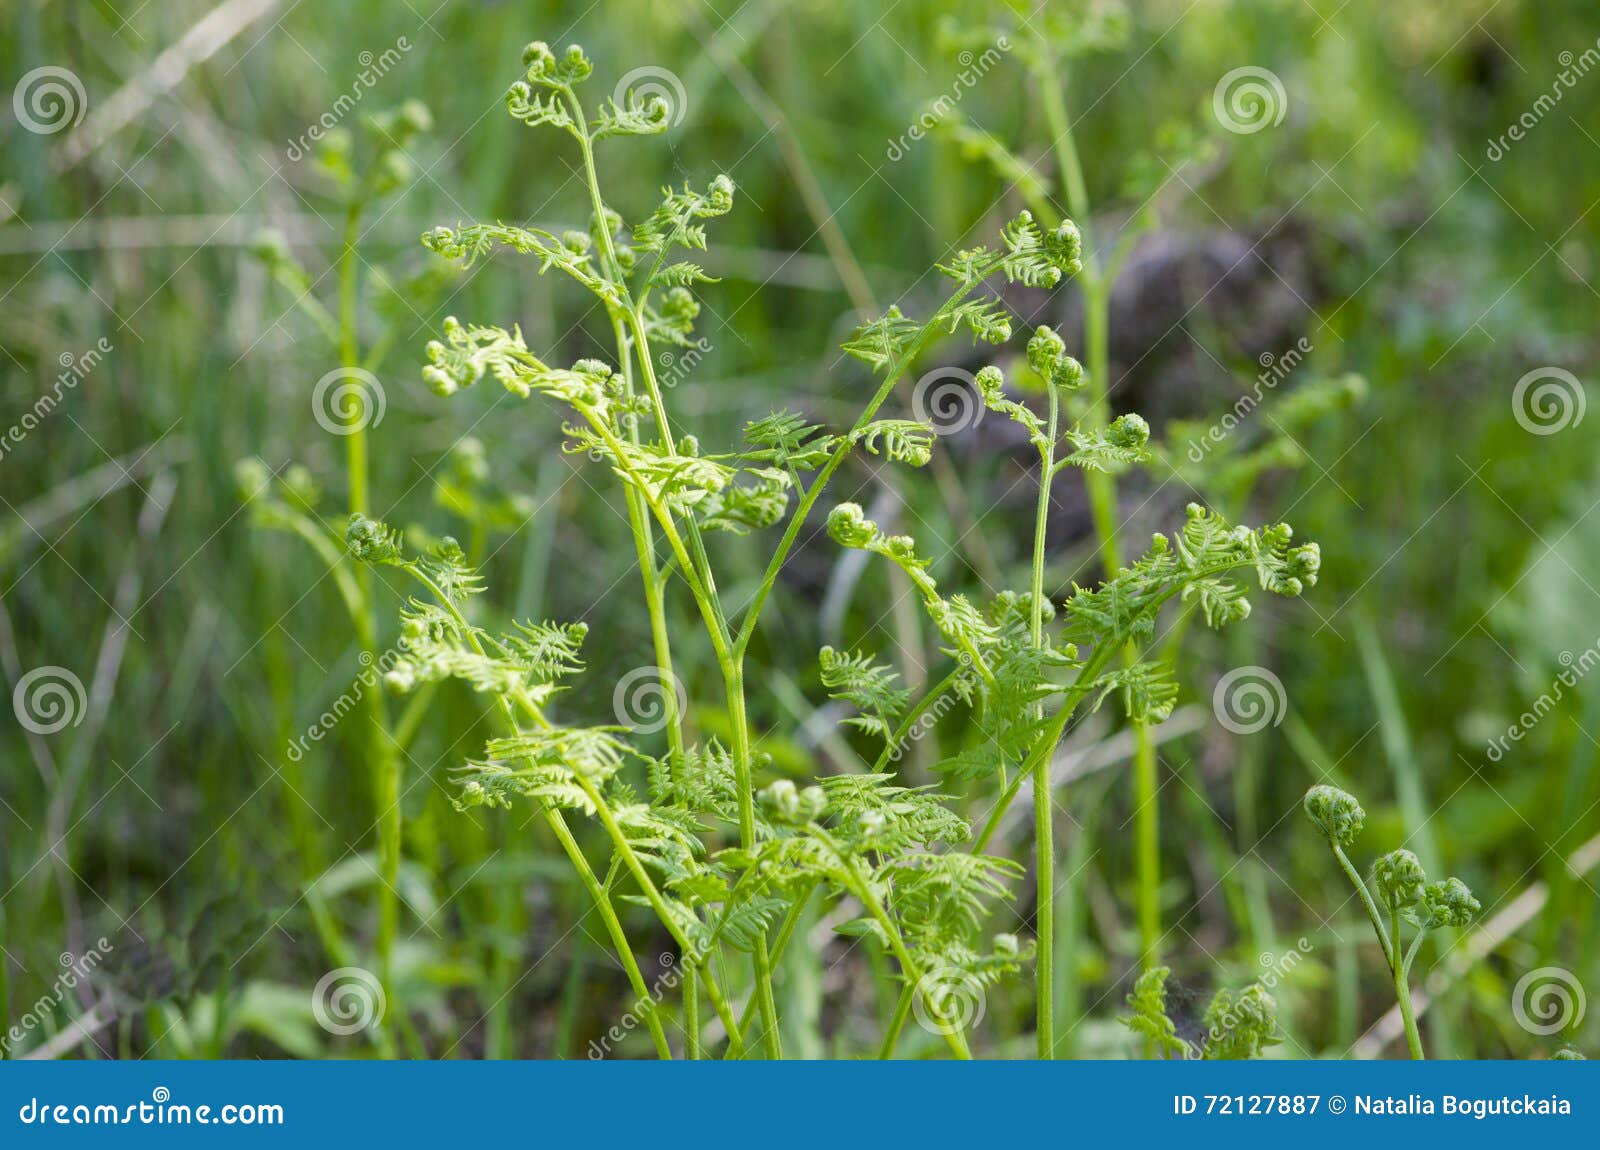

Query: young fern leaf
[1122,967,1189,1058]
[695,468,791,534]
[742,411,837,470]
[1062,413,1151,473]
[819,645,911,741]
[850,419,936,467]
[841,306,920,372]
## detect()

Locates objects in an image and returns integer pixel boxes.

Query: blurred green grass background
[1,0,1597,1058]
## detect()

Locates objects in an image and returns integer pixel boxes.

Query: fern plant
[1303,785,1481,1059]
[322,40,1324,1059]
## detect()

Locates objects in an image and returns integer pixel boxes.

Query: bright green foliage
[1121,966,1280,1060]
[322,41,1327,1060]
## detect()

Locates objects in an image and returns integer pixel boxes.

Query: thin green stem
[1030,385,1061,1058]
[1392,910,1424,1060]
[1332,841,1395,971]
[879,984,916,1060]
[546,811,672,1059]
[336,200,403,1051]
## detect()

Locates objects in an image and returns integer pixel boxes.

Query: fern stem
[1030,37,1165,971]
[545,810,672,1059]
[1332,840,1395,971]
[840,854,971,1060]
[401,567,733,1057]
[1392,910,1424,1059]
[732,264,1004,660]
[337,200,403,1054]
[879,983,916,1059]
[1030,383,1062,1058]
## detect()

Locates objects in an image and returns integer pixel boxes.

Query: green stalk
[1332,841,1395,970]
[1033,47,1163,969]
[879,984,916,1060]
[567,95,773,1053]
[1392,910,1424,1059]
[1029,383,1061,1058]
[546,811,672,1059]
[337,201,403,1050]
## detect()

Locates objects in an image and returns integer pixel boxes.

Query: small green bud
[281,464,320,507]
[1027,325,1066,376]
[248,227,292,267]
[346,513,402,564]
[1303,784,1364,846]
[1552,1046,1586,1060]
[1374,849,1427,910]
[975,364,1005,404]
[372,149,415,197]
[759,779,800,822]
[1048,219,1083,276]
[994,932,1021,958]
[797,785,827,821]
[1419,877,1479,928]
[384,662,417,694]
[397,99,432,136]
[1051,354,1085,392]
[234,457,271,502]
[1107,412,1150,450]
[522,40,556,78]
[827,503,877,549]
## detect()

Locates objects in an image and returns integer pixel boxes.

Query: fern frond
[850,419,936,467]
[819,646,911,725]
